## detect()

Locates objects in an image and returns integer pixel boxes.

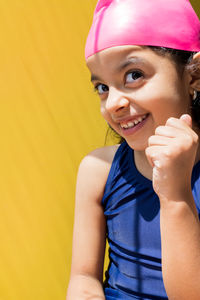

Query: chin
[125,139,148,151]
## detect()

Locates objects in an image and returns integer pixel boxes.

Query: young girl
[67,0,200,299]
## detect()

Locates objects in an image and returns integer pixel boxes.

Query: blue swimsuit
[102,142,200,299]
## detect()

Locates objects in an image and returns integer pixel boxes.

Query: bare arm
[146,115,200,299]
[160,196,200,300]
[67,146,119,300]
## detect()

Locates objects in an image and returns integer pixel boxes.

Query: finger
[145,145,165,168]
[148,135,173,146]
[155,125,184,138]
[165,116,197,142]
[165,116,192,132]
[145,147,154,168]
[179,114,192,128]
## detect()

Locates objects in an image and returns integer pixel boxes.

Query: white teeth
[121,114,147,129]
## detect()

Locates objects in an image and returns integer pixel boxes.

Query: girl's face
[87,45,192,150]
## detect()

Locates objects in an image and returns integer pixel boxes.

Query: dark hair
[105,46,200,145]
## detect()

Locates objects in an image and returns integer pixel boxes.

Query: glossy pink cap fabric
[85,0,200,59]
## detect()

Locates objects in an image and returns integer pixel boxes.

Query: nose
[105,87,130,114]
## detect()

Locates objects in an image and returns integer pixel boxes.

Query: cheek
[139,82,187,119]
[100,104,110,120]
[100,105,106,118]
[100,105,119,130]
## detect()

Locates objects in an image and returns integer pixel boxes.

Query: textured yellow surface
[0,1,199,299]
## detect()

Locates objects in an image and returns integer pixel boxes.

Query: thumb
[180,114,192,128]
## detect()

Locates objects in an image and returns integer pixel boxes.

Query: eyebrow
[90,57,148,82]
[117,57,148,72]
[91,74,101,82]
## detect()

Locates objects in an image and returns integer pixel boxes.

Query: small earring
[193,90,198,100]
[192,90,200,107]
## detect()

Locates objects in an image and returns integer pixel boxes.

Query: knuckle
[184,133,198,148]
[155,126,163,135]
[185,134,193,144]
[163,148,172,158]
[166,117,175,124]
[148,135,154,145]
[145,147,151,156]
[145,147,155,160]
[145,147,149,155]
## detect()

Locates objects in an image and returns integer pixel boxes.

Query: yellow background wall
[0,1,199,299]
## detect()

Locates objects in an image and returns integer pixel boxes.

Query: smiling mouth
[120,114,149,130]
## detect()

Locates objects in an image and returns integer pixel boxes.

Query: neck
[134,150,153,181]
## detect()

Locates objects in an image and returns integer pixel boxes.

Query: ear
[188,52,200,94]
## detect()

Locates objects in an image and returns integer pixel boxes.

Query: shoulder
[71,145,121,281]
[80,144,120,169]
[76,144,120,203]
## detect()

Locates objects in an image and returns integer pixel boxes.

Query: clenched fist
[145,114,199,203]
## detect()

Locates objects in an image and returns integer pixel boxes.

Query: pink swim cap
[85,0,200,59]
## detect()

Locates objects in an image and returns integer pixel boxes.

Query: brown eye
[95,84,109,95]
[126,71,143,83]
